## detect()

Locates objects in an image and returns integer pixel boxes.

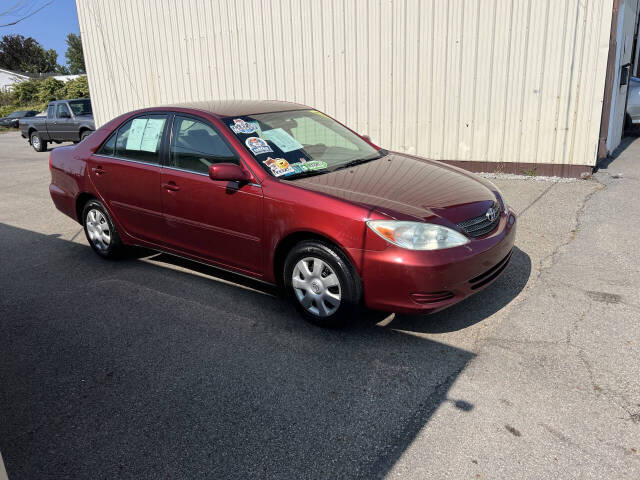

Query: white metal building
[0,68,29,92]
[76,0,640,176]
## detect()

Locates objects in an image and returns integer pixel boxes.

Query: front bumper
[359,211,517,314]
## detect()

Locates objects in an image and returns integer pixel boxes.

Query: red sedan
[49,100,516,327]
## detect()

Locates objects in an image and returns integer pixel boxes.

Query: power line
[0,0,54,28]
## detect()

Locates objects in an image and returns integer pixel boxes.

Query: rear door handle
[92,166,106,176]
[162,181,180,192]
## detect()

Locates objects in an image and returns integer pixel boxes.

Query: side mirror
[59,110,71,118]
[361,134,371,142]
[209,163,252,182]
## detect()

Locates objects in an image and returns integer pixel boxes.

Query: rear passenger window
[56,103,71,118]
[115,115,167,164]
[169,116,236,174]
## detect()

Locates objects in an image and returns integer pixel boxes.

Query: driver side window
[169,116,237,174]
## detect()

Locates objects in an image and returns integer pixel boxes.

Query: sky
[1,0,80,67]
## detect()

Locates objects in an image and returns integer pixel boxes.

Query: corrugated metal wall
[76,0,613,168]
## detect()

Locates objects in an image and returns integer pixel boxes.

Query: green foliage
[0,34,58,73]
[0,76,90,117]
[0,89,14,108]
[12,79,40,104]
[0,105,15,117]
[64,76,89,98]
[0,103,45,118]
[65,34,86,75]
[35,77,66,103]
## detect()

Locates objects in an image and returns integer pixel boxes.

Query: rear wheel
[30,132,46,152]
[284,240,362,327]
[82,199,123,259]
[80,130,92,141]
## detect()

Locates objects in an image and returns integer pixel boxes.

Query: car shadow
[388,246,531,333]
[0,223,527,479]
[138,245,531,335]
[46,141,75,152]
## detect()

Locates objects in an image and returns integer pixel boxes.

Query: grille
[457,202,500,238]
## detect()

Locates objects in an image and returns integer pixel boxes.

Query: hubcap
[32,135,40,149]
[292,257,341,317]
[85,209,111,251]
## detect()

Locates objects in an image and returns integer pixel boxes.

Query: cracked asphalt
[0,130,638,479]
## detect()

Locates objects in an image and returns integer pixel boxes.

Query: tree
[11,79,40,104]
[0,34,58,73]
[35,77,65,103]
[64,33,85,74]
[64,76,89,98]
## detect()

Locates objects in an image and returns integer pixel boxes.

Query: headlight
[366,220,470,250]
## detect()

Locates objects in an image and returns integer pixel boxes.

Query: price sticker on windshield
[262,128,303,153]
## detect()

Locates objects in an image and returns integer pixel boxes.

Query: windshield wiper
[332,151,387,172]
[282,169,329,180]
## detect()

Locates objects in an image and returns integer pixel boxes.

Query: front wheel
[283,240,362,327]
[82,199,123,259]
[30,132,47,152]
[80,130,92,142]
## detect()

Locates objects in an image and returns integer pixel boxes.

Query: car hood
[286,152,498,224]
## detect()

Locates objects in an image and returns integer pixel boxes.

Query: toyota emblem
[486,206,498,222]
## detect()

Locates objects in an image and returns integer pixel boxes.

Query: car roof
[157,99,310,118]
[48,99,91,104]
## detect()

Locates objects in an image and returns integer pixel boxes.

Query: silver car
[627,76,640,128]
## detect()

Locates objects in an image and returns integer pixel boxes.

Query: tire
[625,114,640,134]
[80,130,92,142]
[30,132,47,152]
[283,240,362,327]
[82,199,123,259]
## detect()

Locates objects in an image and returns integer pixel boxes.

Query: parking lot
[1,130,638,479]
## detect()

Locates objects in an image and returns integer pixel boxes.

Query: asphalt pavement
[0,130,637,479]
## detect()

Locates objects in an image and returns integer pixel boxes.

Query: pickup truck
[20,99,95,152]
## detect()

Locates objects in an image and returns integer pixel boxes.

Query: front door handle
[92,166,106,176]
[162,181,180,192]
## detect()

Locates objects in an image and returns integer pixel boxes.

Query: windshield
[68,99,92,116]
[224,109,382,179]
[8,111,25,118]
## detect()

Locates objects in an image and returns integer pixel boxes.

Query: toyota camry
[49,100,516,327]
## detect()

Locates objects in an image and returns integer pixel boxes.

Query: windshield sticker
[264,157,296,177]
[263,158,329,178]
[289,159,328,172]
[245,136,273,155]
[261,128,304,153]
[230,118,257,134]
